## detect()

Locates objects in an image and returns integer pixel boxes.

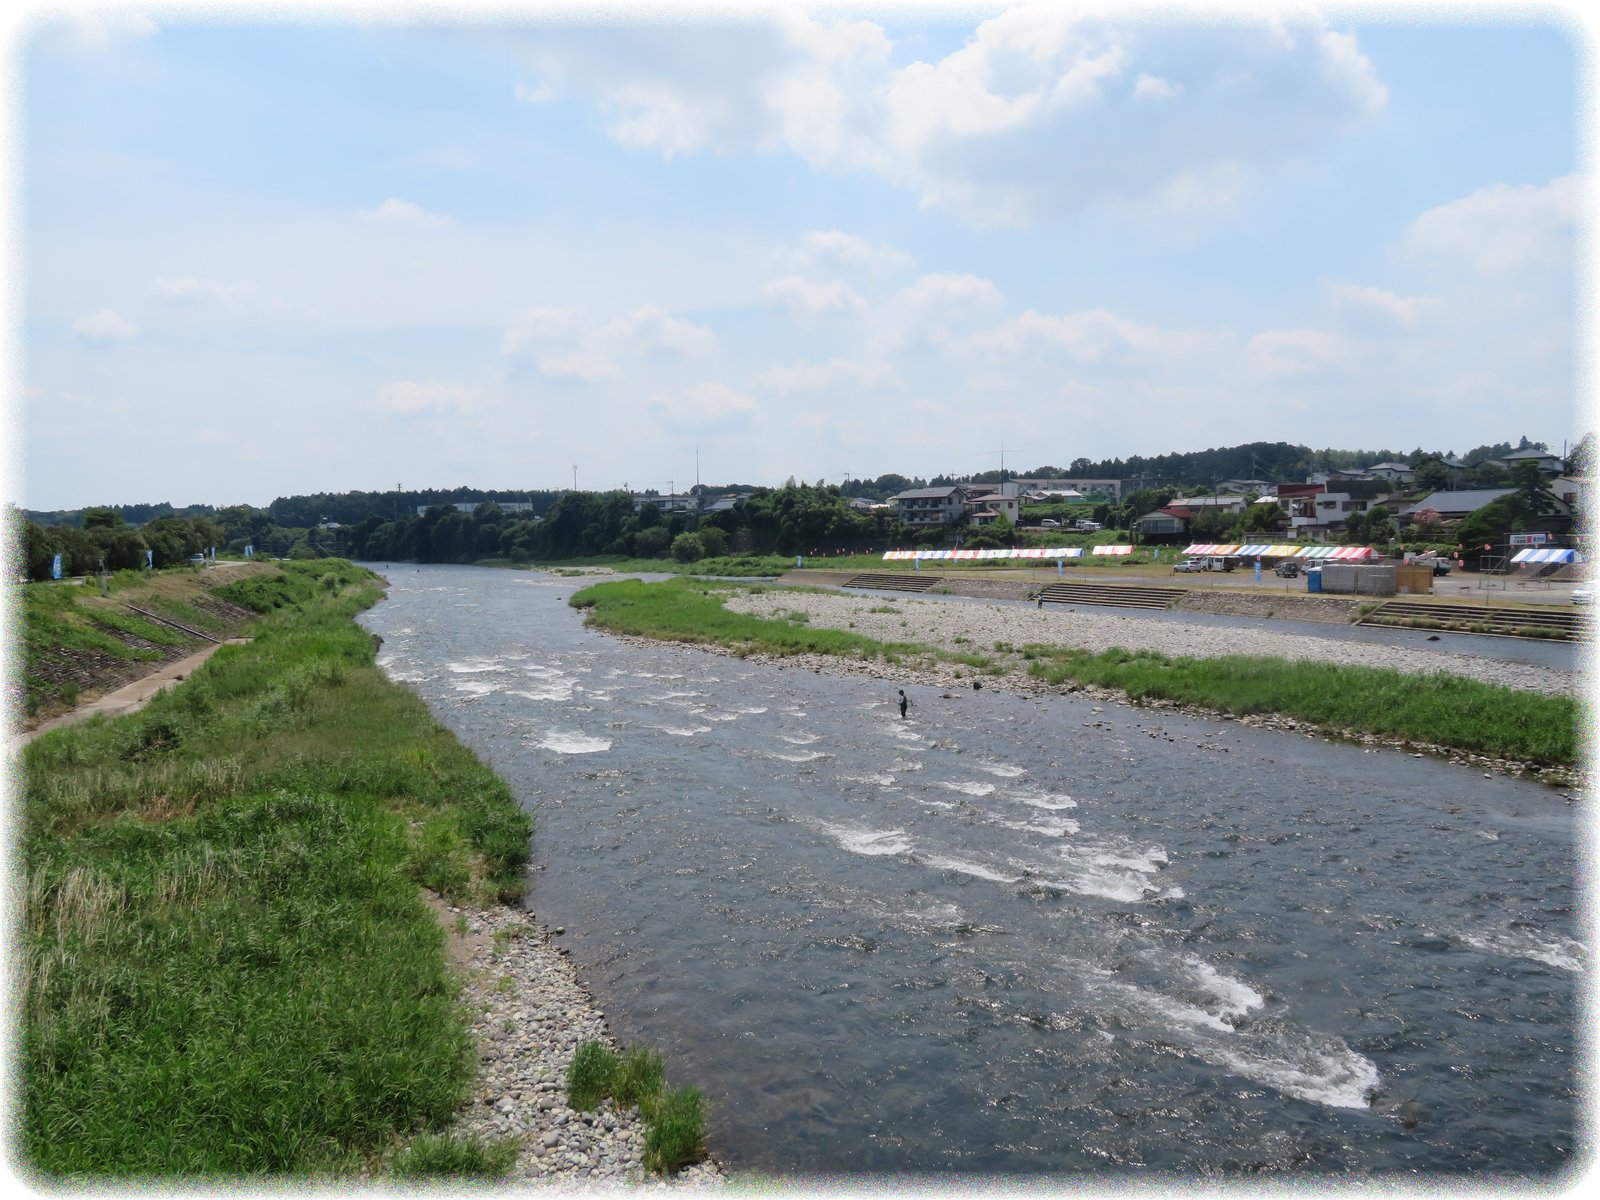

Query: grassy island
[570,577,1580,771]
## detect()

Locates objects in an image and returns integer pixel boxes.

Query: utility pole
[572,465,577,492]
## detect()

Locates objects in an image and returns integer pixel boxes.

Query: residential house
[1013,477,1124,502]
[1134,509,1189,539]
[1400,487,1573,531]
[890,486,968,528]
[1365,462,1416,485]
[1497,448,1567,476]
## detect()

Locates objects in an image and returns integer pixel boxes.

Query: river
[358,564,1582,1180]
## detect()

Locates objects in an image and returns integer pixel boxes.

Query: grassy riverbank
[570,578,1581,770]
[18,561,533,1177]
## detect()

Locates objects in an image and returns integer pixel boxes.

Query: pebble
[444,904,726,1188]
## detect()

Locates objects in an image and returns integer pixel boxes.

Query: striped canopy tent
[1092,544,1135,556]
[883,547,1086,561]
[1236,544,1301,558]
[1510,548,1583,564]
[1294,546,1376,560]
[882,550,918,560]
[1183,543,1241,555]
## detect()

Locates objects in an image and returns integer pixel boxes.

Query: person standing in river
[897,689,908,719]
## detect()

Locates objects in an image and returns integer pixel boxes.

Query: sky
[4,0,1591,513]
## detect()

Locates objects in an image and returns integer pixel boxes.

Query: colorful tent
[1091,545,1134,556]
[1510,548,1582,564]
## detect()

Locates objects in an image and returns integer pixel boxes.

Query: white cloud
[1243,328,1365,378]
[72,309,138,343]
[761,275,866,318]
[374,380,478,416]
[527,7,1388,227]
[648,381,757,429]
[357,198,452,227]
[514,81,558,104]
[896,272,1005,312]
[1404,174,1576,277]
[973,306,1225,366]
[754,358,900,396]
[148,276,261,308]
[502,304,717,380]
[778,230,915,273]
[1133,72,1180,100]
[33,8,158,54]
[1331,283,1435,329]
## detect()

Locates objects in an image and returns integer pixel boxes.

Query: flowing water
[360,564,1583,1179]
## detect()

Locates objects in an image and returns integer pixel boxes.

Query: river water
[359,564,1583,1180]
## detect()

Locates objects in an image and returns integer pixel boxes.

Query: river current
[359,564,1584,1180]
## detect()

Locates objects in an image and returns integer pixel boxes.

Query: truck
[1074,519,1102,532]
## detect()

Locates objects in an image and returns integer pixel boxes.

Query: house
[889,483,1021,528]
[1216,479,1272,496]
[1497,448,1567,476]
[1013,478,1124,502]
[1366,462,1416,485]
[1400,487,1573,526]
[1134,509,1189,538]
[890,486,968,527]
[1171,494,1249,514]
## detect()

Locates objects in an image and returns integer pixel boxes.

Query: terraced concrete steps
[1034,582,1185,610]
[1358,599,1584,640]
[842,572,943,593]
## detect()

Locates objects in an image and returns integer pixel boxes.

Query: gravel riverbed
[724,589,1578,697]
[443,902,726,1188]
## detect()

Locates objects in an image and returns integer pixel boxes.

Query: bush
[565,1040,707,1176]
[671,532,705,563]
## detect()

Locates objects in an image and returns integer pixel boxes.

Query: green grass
[569,578,1579,768]
[569,577,928,662]
[20,560,535,1179]
[1020,645,1579,766]
[565,1042,706,1175]
[388,1133,521,1178]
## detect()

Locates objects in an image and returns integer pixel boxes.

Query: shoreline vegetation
[569,577,1582,787]
[16,560,714,1183]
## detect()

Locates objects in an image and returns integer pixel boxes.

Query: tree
[1364,504,1393,544]
[1413,458,1449,492]
[670,532,705,562]
[1565,433,1594,477]
[80,507,124,530]
[1511,459,1555,518]
[697,525,728,558]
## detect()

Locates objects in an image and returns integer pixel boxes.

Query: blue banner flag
[146,549,154,569]
[51,553,62,580]
[244,544,254,558]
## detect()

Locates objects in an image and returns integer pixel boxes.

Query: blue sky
[7,1,1589,512]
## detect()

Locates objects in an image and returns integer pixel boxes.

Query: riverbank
[17,560,719,1184]
[572,579,1582,790]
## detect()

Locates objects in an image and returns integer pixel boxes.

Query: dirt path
[11,638,250,752]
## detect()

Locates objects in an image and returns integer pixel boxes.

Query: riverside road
[359,564,1582,1181]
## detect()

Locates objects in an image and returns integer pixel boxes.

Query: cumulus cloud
[520,7,1387,226]
[502,304,717,380]
[1243,328,1365,378]
[972,306,1225,366]
[1331,283,1435,330]
[72,309,138,343]
[778,230,915,273]
[896,272,1005,312]
[754,358,900,396]
[648,380,757,429]
[761,275,867,318]
[148,276,262,308]
[374,380,478,415]
[357,197,452,226]
[1404,174,1576,277]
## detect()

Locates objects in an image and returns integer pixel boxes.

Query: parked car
[1432,561,1452,576]
[1173,558,1206,573]
[1273,560,1300,578]
[1040,518,1060,527]
[1075,520,1102,531]
[1571,585,1593,606]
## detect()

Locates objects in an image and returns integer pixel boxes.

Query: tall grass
[19,560,534,1179]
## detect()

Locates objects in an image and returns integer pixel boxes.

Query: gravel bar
[725,590,1578,697]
